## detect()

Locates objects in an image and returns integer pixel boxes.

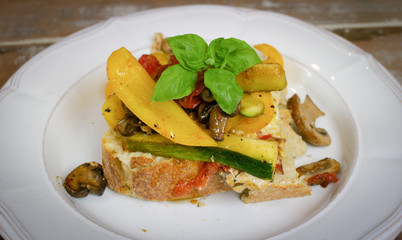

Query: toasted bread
[102,129,231,201]
[102,103,311,203]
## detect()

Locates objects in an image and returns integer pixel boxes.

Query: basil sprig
[151,34,261,114]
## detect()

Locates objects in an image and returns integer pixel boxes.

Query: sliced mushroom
[287,94,331,146]
[228,102,241,118]
[200,88,215,102]
[63,162,107,198]
[116,117,140,136]
[197,102,214,123]
[208,105,229,141]
[296,158,341,187]
[121,102,135,117]
[140,125,153,135]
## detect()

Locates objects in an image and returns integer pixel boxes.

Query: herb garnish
[151,34,261,114]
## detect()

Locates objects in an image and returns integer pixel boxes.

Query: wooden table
[0,1,401,239]
[1,0,401,88]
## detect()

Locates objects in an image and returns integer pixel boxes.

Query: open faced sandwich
[64,33,341,203]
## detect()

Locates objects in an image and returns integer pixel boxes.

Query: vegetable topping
[296,158,341,187]
[151,34,262,115]
[122,130,278,180]
[107,47,217,147]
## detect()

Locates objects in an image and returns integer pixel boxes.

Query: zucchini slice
[124,134,274,180]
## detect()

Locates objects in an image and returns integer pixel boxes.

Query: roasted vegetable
[105,81,114,98]
[63,162,107,198]
[287,94,331,146]
[199,88,215,102]
[296,158,340,187]
[124,131,278,173]
[197,102,214,124]
[106,47,217,147]
[239,93,265,117]
[254,43,284,66]
[216,133,278,166]
[102,94,126,129]
[124,134,274,180]
[209,105,229,141]
[226,92,275,134]
[152,50,169,65]
[116,117,141,136]
[236,63,287,92]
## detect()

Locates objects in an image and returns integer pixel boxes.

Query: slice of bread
[101,90,311,203]
[102,129,231,201]
[101,109,311,203]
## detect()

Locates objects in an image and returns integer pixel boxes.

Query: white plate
[0,5,401,240]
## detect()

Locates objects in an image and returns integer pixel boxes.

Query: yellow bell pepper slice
[226,92,275,134]
[106,47,217,147]
[254,43,284,67]
[152,50,169,65]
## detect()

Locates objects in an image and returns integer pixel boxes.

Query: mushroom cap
[63,162,107,198]
[287,94,331,146]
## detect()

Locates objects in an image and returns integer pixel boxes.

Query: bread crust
[240,181,311,203]
[102,131,231,201]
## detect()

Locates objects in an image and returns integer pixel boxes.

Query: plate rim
[0,4,401,240]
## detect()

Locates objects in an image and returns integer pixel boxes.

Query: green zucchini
[239,93,265,117]
[124,133,273,180]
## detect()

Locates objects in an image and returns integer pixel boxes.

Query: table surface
[0,1,401,240]
[1,0,401,88]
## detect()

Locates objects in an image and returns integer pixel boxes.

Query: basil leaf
[205,37,224,67]
[207,38,261,75]
[151,64,197,102]
[151,34,261,115]
[168,34,208,71]
[222,38,261,74]
[204,68,243,114]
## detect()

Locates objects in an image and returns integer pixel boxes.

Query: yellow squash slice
[236,63,287,92]
[217,133,278,165]
[106,47,217,147]
[104,81,114,98]
[102,94,126,129]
